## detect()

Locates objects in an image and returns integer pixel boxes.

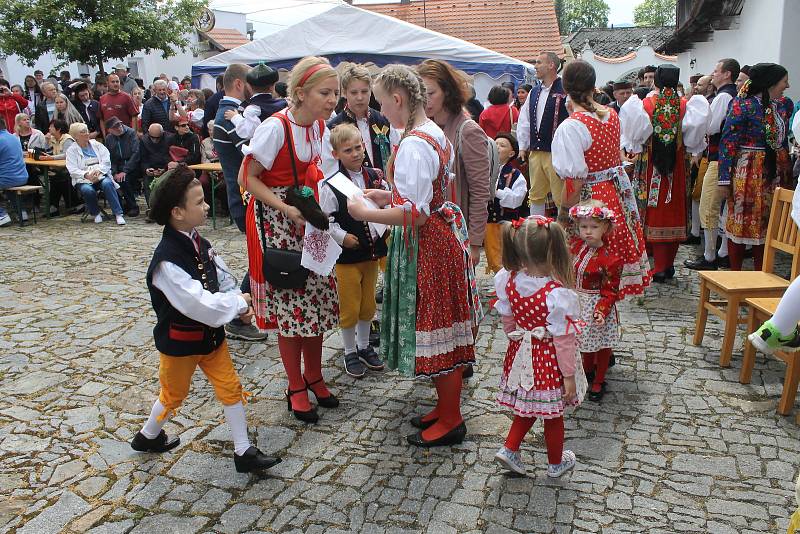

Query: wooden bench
[4,185,43,226]
[740,297,800,415]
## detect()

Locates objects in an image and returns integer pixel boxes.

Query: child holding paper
[320,123,389,378]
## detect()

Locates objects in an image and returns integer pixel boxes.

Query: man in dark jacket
[140,79,172,133]
[135,123,173,204]
[202,75,224,138]
[105,117,141,216]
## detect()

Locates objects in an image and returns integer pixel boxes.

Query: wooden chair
[693,187,800,367]
[4,185,43,226]
[740,297,800,415]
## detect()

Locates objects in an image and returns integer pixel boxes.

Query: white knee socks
[224,402,251,456]
[530,203,546,216]
[356,320,371,350]
[691,201,701,237]
[341,327,357,354]
[771,277,800,335]
[703,228,718,262]
[718,234,729,258]
[141,400,168,439]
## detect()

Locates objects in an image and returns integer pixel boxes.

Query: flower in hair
[512,215,553,229]
[568,204,616,224]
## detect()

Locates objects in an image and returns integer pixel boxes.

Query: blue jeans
[78,177,123,216]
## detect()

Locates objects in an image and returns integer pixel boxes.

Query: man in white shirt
[516,51,569,216]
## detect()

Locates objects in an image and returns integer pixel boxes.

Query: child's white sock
[141,400,168,439]
[690,201,701,236]
[342,326,357,354]
[224,402,251,456]
[718,234,729,258]
[530,203,546,216]
[703,228,717,262]
[356,320,371,350]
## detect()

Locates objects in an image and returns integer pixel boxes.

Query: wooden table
[23,158,68,219]
[189,162,227,229]
[740,297,800,415]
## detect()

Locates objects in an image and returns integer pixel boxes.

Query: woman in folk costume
[718,63,793,271]
[620,64,710,282]
[552,60,650,297]
[239,57,340,425]
[348,65,480,447]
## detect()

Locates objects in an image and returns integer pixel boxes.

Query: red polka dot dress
[494,271,581,419]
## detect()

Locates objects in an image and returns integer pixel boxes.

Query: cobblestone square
[1,216,798,533]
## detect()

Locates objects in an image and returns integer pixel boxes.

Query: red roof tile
[359,0,562,61]
[201,28,250,51]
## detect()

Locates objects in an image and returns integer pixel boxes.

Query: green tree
[554,0,566,34]
[562,0,610,33]
[0,0,208,69]
[633,0,677,26]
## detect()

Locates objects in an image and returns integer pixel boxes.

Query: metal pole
[423,0,427,28]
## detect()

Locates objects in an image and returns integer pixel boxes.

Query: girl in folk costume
[492,216,584,477]
[718,63,793,271]
[619,64,710,282]
[552,60,650,297]
[569,200,622,402]
[484,132,528,274]
[348,65,480,447]
[239,57,340,424]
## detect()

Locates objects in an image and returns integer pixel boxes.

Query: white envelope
[327,172,387,238]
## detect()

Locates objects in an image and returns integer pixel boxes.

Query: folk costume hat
[654,64,680,89]
[746,63,787,95]
[569,204,617,225]
[612,80,632,90]
[246,63,279,89]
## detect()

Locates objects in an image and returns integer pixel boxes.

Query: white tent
[192,3,534,98]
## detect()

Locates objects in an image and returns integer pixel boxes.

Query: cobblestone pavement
[1,213,799,534]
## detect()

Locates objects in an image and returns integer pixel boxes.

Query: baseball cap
[104,117,123,130]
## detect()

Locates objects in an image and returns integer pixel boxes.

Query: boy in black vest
[132,164,280,473]
[319,124,388,378]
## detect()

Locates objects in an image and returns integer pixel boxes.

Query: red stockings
[278,334,327,411]
[504,415,565,465]
[651,242,679,274]
[727,240,764,271]
[583,348,612,392]
[421,367,464,441]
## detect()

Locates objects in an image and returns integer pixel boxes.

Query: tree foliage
[0,0,208,69]
[561,0,610,33]
[633,0,677,26]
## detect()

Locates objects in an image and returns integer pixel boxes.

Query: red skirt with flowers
[246,188,338,336]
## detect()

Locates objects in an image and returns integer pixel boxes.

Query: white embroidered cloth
[301,222,342,276]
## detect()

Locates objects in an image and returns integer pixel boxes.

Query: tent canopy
[192,3,533,84]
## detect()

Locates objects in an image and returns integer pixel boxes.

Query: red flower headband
[511,215,554,229]
[568,204,616,224]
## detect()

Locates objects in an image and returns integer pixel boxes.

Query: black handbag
[257,117,309,290]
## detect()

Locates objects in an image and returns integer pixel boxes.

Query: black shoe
[358,346,385,371]
[304,376,339,408]
[127,206,140,218]
[285,388,319,423]
[717,255,730,268]
[233,446,281,473]
[130,430,180,453]
[462,364,474,379]
[410,415,438,430]
[682,234,701,245]
[585,369,595,383]
[665,266,675,279]
[684,256,717,270]
[609,352,616,368]
[588,382,606,402]
[344,351,366,378]
[652,267,674,283]
[407,421,467,448]
[370,320,380,347]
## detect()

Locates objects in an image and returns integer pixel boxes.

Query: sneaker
[494,446,526,475]
[358,346,385,370]
[115,214,126,225]
[225,322,268,341]
[547,450,576,478]
[93,214,103,224]
[344,351,366,378]
[0,214,10,227]
[748,320,800,354]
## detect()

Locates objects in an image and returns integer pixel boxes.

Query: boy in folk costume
[319,123,389,378]
[132,165,281,473]
[322,63,394,177]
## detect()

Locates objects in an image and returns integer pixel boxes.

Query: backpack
[455,119,501,200]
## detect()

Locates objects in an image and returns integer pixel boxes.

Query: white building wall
[0,10,246,88]
[676,0,797,100]
[579,44,678,86]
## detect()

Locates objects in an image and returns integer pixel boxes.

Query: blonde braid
[374,65,427,184]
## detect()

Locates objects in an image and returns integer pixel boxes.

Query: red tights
[582,349,612,392]
[504,415,564,464]
[418,367,465,441]
[651,242,679,274]
[278,334,327,411]
[727,240,764,271]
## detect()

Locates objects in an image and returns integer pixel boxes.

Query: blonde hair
[14,113,30,134]
[329,123,362,151]
[339,62,372,91]
[68,122,88,138]
[289,56,338,108]
[501,219,574,287]
[55,93,84,126]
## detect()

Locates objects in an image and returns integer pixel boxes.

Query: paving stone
[17,491,91,534]
[129,513,207,533]
[217,503,262,533]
